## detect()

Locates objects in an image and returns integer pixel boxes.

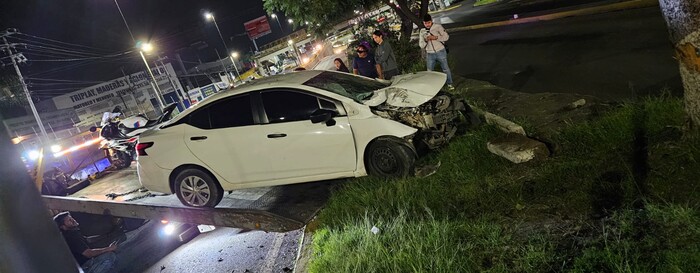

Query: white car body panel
[137,70,430,195]
[363,72,447,107]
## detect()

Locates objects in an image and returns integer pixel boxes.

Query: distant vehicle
[137,71,476,207]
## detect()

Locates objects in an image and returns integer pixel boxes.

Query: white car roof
[170,70,328,123]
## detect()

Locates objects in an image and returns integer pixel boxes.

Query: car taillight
[136,142,154,156]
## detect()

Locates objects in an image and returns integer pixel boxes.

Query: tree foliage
[263,0,431,38]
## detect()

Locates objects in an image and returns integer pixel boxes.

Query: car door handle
[190,136,208,141]
[267,133,287,138]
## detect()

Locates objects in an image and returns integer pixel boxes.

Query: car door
[183,94,274,184]
[258,89,356,180]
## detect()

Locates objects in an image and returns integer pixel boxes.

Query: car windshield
[302,71,388,102]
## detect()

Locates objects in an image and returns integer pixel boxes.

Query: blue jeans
[426,49,453,85]
[82,252,117,273]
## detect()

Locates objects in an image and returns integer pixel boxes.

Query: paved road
[71,167,301,273]
[433,0,622,27]
[447,6,681,100]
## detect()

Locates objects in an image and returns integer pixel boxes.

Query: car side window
[208,95,254,129]
[261,90,333,123]
[187,108,210,129]
[186,95,253,129]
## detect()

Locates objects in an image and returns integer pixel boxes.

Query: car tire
[366,138,416,178]
[174,168,223,208]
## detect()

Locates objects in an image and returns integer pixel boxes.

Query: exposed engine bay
[371,93,473,150]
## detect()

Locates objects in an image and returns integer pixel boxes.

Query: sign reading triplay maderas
[51,63,184,123]
[52,65,172,111]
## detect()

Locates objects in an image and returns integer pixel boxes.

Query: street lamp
[270,13,283,32]
[287,39,300,66]
[203,11,236,83]
[138,42,165,109]
[230,52,241,80]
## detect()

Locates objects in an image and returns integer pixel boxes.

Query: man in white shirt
[419,14,454,91]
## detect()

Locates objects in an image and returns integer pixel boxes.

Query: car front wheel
[366,138,416,178]
[174,168,223,207]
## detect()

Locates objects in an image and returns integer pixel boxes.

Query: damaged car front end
[363,72,478,150]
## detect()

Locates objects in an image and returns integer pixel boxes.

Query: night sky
[0,0,293,97]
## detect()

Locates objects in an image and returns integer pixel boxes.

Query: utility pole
[2,33,48,144]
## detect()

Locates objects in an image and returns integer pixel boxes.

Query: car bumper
[137,160,172,194]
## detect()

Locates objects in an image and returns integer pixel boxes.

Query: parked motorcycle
[90,104,178,169]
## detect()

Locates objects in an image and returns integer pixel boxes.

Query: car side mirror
[310,109,337,126]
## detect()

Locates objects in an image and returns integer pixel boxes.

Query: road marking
[447,0,658,32]
[261,232,285,273]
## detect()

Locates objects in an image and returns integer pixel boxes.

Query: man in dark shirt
[54,212,118,273]
[352,45,379,79]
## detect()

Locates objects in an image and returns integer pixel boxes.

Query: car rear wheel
[174,168,223,207]
[366,138,416,178]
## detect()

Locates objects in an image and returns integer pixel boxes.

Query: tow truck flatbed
[43,167,341,232]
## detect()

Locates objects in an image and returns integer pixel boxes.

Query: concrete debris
[483,112,527,135]
[564,99,587,111]
[487,133,550,163]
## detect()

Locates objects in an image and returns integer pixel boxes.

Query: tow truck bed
[43,166,341,232]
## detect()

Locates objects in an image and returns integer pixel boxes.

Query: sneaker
[447,84,455,91]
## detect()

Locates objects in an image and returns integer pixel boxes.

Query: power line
[16,32,113,53]
[27,50,134,62]
[9,36,112,56]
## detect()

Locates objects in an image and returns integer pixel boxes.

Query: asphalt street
[70,167,302,273]
[447,6,681,100]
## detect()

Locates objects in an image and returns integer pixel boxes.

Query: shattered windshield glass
[303,71,388,102]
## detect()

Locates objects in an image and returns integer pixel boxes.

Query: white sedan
[136,70,474,207]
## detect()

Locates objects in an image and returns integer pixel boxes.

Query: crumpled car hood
[363,71,447,107]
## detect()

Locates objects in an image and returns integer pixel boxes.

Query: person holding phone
[54,212,119,273]
[419,14,454,90]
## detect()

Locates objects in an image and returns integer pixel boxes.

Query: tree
[262,0,431,39]
[659,0,700,130]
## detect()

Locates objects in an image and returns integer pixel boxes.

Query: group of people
[333,14,453,90]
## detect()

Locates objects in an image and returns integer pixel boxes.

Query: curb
[446,0,658,32]
[469,104,527,135]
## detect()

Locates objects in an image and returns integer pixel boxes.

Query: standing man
[419,14,454,90]
[54,212,118,273]
[352,44,379,79]
[372,30,399,80]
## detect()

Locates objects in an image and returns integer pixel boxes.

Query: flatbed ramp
[43,168,342,232]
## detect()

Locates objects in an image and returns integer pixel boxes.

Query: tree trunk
[659,0,700,130]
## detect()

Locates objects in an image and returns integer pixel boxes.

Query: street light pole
[139,47,165,109]
[230,52,241,79]
[205,12,236,83]
[114,0,165,113]
[271,14,283,32]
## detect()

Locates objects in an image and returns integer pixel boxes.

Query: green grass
[309,96,700,272]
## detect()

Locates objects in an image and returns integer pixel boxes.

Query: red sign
[244,16,272,40]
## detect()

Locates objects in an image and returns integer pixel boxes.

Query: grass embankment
[308,96,700,272]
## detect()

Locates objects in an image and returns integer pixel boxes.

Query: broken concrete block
[487,133,550,163]
[483,112,527,135]
[564,99,587,111]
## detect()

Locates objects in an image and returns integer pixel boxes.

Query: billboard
[51,63,185,123]
[244,16,272,40]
